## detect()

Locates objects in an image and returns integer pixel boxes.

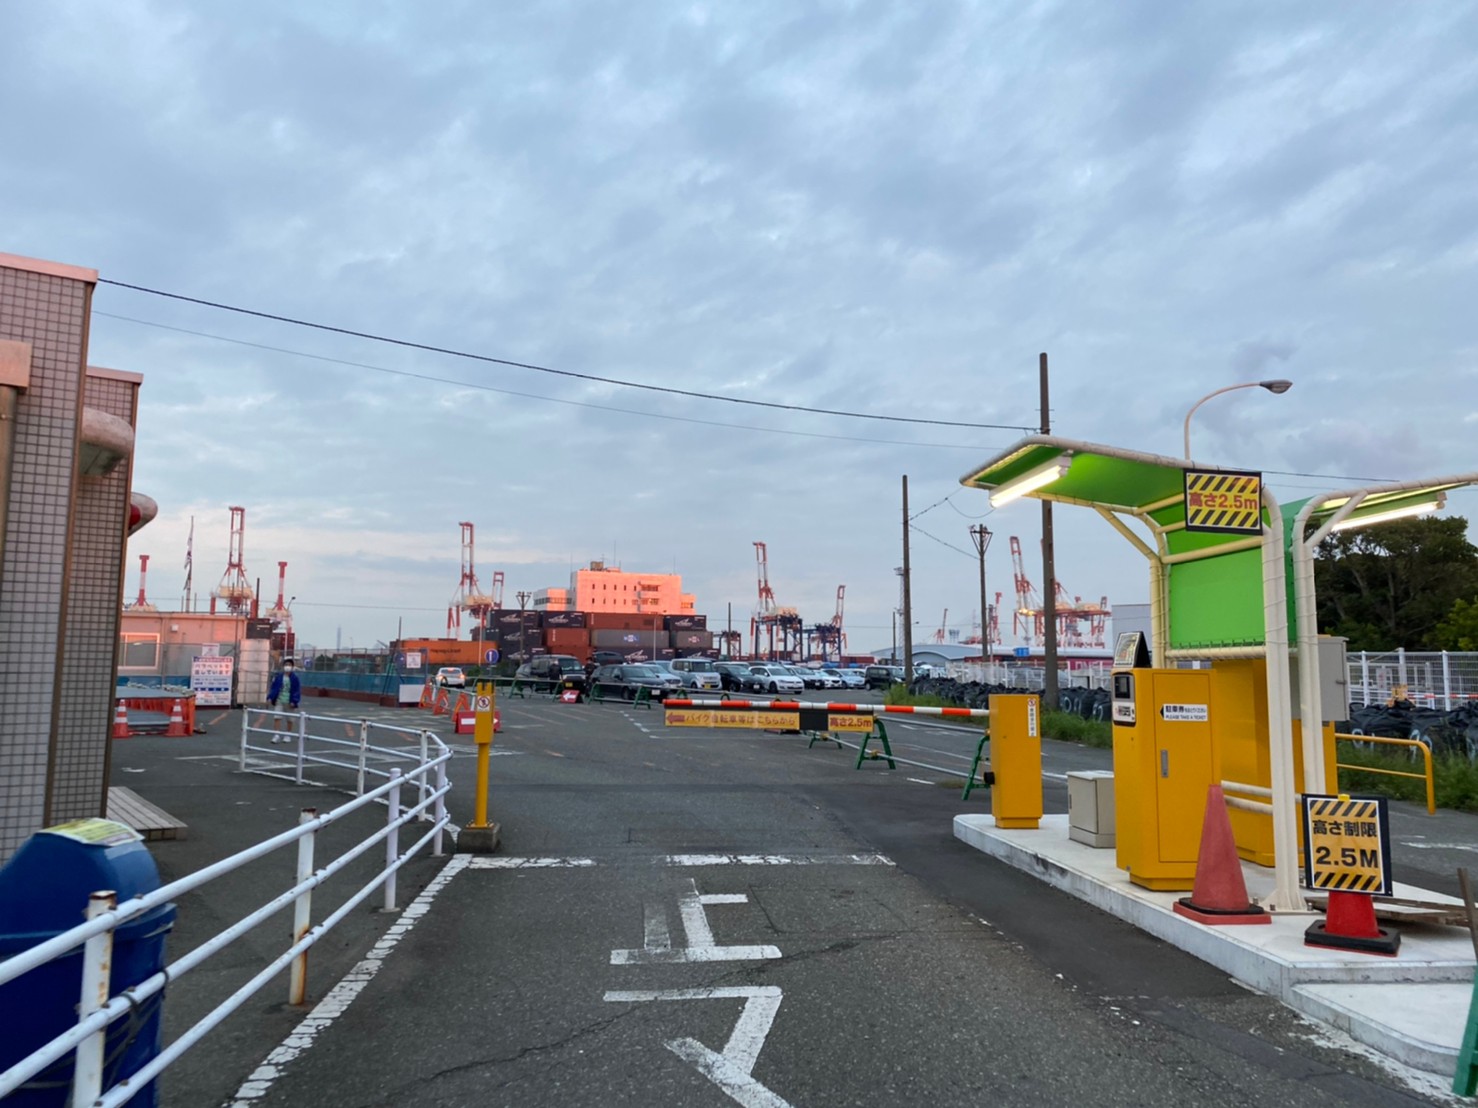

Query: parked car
[805,667,843,689]
[795,665,831,689]
[864,664,905,690]
[745,664,805,695]
[433,667,465,688]
[829,668,866,690]
[591,650,627,667]
[670,657,722,691]
[516,654,588,691]
[714,661,752,691]
[590,663,682,700]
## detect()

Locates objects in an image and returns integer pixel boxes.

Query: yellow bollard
[458,680,501,853]
[989,694,1042,829]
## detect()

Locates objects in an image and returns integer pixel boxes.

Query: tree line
[1314,516,1478,650]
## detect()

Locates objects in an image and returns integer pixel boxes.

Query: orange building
[570,561,695,615]
[533,587,571,611]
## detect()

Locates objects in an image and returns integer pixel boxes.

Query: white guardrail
[0,709,453,1106]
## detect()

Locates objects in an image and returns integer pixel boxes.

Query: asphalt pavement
[102,694,1466,1107]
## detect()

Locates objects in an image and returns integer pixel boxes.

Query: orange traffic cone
[1306,890,1400,955]
[454,691,471,713]
[419,681,434,709]
[111,702,132,739]
[1173,785,1270,925]
[433,689,450,716]
[165,699,189,737]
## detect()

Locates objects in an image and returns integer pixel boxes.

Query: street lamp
[1182,379,1293,459]
[969,525,992,674]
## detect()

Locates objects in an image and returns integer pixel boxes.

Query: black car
[713,661,752,691]
[591,650,627,667]
[864,664,905,690]
[516,654,588,691]
[589,663,682,701]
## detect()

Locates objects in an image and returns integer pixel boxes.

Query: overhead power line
[97,278,1037,432]
[94,312,998,452]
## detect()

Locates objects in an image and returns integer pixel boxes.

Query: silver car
[670,657,722,691]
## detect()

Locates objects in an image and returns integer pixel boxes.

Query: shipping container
[671,630,714,650]
[543,611,588,629]
[546,628,591,650]
[590,628,671,649]
[586,612,665,631]
[490,609,544,629]
[664,614,708,631]
[500,629,546,649]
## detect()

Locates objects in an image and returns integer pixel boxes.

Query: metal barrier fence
[1334,731,1437,815]
[0,711,452,1106]
[1348,650,1478,710]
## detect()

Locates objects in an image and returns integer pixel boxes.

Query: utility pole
[901,474,914,682]
[969,524,992,679]
[1040,352,1060,711]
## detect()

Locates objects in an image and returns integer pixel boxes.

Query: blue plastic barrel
[0,819,176,1107]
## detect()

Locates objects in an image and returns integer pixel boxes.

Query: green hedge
[1335,744,1478,813]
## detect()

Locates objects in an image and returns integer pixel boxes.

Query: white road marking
[466,856,597,869]
[613,879,780,964]
[227,854,470,1105]
[907,777,935,785]
[663,853,895,867]
[603,987,792,1108]
[1403,841,1478,852]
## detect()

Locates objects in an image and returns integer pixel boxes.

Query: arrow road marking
[603,986,792,1108]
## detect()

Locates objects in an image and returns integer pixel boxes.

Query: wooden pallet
[1305,893,1470,928]
[106,786,188,841]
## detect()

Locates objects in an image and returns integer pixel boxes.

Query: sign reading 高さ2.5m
[1184,469,1263,535]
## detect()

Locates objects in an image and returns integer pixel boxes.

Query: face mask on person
[283,664,294,673]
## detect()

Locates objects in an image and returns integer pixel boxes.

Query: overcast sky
[4,2,1476,653]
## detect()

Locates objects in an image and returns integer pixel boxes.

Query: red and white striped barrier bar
[661,698,988,719]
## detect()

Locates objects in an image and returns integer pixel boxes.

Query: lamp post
[1182,379,1293,459]
[969,525,992,679]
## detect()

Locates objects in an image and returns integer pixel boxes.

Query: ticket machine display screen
[1112,672,1136,725]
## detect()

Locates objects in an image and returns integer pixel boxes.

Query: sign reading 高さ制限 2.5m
[1183,469,1263,535]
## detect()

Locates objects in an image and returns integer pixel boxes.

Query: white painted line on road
[1403,841,1478,852]
[613,879,780,964]
[604,986,792,1108]
[227,854,471,1106]
[466,856,597,869]
[663,853,895,867]
[907,777,935,785]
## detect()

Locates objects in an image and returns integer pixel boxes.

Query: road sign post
[457,680,501,854]
[1301,793,1396,954]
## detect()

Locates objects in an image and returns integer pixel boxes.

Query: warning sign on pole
[1184,470,1263,535]
[1301,794,1392,895]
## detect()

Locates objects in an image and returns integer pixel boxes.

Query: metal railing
[1334,731,1436,815]
[0,711,452,1106]
[1347,649,1478,711]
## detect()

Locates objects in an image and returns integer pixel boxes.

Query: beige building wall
[569,561,696,614]
[0,252,141,860]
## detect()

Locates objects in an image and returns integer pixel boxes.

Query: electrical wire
[93,312,1000,452]
[909,521,978,560]
[97,278,1037,432]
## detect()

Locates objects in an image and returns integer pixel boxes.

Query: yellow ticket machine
[1111,639,1215,890]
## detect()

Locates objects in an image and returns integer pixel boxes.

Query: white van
[669,657,722,691]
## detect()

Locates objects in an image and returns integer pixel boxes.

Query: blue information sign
[1014,646,1030,658]
[485,648,500,664]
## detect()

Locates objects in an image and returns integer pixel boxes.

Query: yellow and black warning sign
[1301,794,1392,895]
[1184,470,1263,535]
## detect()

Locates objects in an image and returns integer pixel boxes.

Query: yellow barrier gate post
[457,679,501,853]
[989,694,1042,829]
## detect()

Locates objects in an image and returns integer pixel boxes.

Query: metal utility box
[1111,668,1215,890]
[1067,771,1116,848]
[1289,635,1350,722]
